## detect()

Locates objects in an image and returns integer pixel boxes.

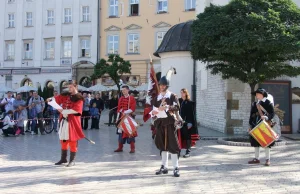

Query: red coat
[55,93,85,141]
[117,95,137,138]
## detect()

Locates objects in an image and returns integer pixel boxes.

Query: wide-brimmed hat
[252,88,268,98]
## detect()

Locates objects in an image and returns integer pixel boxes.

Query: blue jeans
[118,133,135,144]
[52,112,59,130]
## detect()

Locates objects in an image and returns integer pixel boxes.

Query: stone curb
[217,138,287,147]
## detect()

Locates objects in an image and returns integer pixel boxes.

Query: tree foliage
[91,54,131,92]
[37,85,43,98]
[191,0,300,100]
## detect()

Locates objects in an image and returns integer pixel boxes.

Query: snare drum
[249,120,279,148]
[117,115,138,137]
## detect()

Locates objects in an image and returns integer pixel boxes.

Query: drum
[117,115,138,137]
[249,120,279,148]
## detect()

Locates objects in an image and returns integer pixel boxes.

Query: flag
[143,63,159,122]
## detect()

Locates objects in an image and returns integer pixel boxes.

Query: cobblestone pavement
[1,113,300,194]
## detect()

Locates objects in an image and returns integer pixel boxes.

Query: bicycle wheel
[44,119,54,134]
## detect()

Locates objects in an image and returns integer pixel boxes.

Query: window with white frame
[26,12,33,26]
[24,41,33,59]
[80,38,91,57]
[47,10,54,25]
[62,40,72,58]
[130,0,139,16]
[156,31,166,49]
[8,0,15,3]
[82,6,90,22]
[8,13,15,28]
[185,0,195,11]
[5,41,15,60]
[109,0,118,17]
[107,35,119,54]
[158,0,168,13]
[128,33,139,53]
[45,40,55,59]
[64,8,72,23]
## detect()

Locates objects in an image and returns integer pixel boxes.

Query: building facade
[0,0,99,92]
[100,0,196,86]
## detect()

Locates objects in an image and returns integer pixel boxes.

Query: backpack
[0,98,7,113]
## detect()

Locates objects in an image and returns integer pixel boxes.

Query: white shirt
[2,115,15,130]
[1,97,15,112]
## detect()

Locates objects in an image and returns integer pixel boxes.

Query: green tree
[42,86,49,99]
[37,85,43,98]
[191,0,300,101]
[91,54,131,92]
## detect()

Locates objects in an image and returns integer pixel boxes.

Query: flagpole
[149,54,159,92]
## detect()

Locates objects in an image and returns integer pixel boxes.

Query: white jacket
[2,115,15,130]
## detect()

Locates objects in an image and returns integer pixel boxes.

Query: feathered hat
[159,67,177,86]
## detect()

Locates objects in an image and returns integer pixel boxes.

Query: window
[108,35,119,54]
[6,42,15,60]
[80,38,91,57]
[128,33,139,54]
[156,32,166,49]
[64,8,72,23]
[26,12,33,26]
[24,42,33,59]
[8,0,15,3]
[158,0,168,13]
[62,40,72,58]
[109,0,118,17]
[130,0,139,16]
[8,13,15,28]
[185,0,195,11]
[45,40,55,59]
[47,10,54,25]
[82,6,90,22]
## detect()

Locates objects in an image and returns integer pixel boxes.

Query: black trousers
[81,111,90,130]
[109,110,117,124]
[2,127,16,136]
[91,118,99,129]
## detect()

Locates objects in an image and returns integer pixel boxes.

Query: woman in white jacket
[2,110,16,136]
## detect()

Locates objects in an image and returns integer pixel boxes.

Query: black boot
[174,167,180,177]
[55,150,68,165]
[155,165,168,175]
[183,140,191,158]
[66,152,76,167]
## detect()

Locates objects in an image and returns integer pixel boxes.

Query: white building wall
[0,0,98,91]
[160,52,194,95]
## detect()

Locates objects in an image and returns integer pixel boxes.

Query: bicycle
[43,111,55,134]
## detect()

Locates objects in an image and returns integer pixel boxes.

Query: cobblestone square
[1,114,300,194]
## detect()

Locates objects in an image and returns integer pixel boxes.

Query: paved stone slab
[0,113,300,193]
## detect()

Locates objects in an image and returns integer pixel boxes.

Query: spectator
[90,93,104,129]
[0,91,15,114]
[16,105,27,135]
[90,103,100,129]
[29,91,45,135]
[108,94,118,126]
[81,93,90,130]
[51,90,59,132]
[13,93,26,119]
[25,91,33,132]
[2,110,16,137]
[30,102,38,135]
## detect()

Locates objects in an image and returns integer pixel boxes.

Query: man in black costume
[151,74,181,177]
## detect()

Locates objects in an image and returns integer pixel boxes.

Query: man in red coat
[114,85,137,153]
[47,80,85,167]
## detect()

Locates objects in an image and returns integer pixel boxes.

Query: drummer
[248,88,275,166]
[114,85,137,153]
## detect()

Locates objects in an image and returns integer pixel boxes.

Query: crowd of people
[0,89,120,137]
